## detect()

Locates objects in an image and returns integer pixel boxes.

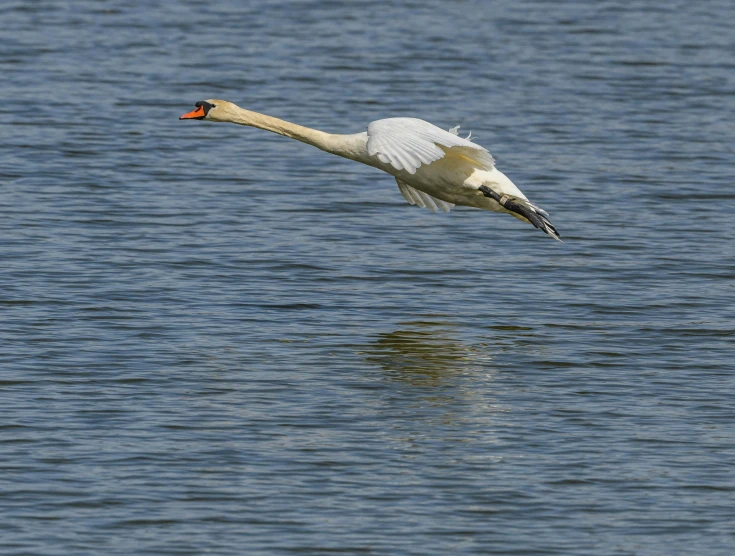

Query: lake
[2,0,734,554]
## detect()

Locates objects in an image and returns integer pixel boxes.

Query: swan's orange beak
[179,106,206,120]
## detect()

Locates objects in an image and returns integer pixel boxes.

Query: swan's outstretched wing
[367,117,495,175]
[396,178,454,213]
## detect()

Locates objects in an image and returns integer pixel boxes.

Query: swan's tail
[479,185,562,241]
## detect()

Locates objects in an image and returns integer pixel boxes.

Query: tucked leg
[479,185,561,240]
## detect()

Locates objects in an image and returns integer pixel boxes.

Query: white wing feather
[396,179,454,213]
[367,118,495,174]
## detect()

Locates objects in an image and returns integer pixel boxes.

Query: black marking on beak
[195,100,214,118]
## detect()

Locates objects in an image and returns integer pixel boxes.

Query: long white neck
[214,101,370,163]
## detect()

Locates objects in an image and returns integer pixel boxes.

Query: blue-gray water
[2,1,734,554]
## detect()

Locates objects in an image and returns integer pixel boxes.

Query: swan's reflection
[363,321,491,388]
[359,321,544,449]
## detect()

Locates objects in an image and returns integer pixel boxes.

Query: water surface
[2,1,734,554]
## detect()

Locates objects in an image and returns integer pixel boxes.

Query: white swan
[180,100,560,240]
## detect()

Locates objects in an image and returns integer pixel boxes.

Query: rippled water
[3,1,734,554]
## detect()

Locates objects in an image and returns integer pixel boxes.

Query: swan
[180,100,560,240]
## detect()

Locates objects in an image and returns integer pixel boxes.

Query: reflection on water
[362,321,491,387]
[360,321,511,440]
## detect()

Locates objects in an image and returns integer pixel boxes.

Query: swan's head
[179,99,230,122]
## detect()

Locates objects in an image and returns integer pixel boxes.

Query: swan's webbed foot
[479,185,561,241]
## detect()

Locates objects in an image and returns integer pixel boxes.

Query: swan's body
[180,100,560,240]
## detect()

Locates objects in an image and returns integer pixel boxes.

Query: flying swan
[180,100,560,240]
